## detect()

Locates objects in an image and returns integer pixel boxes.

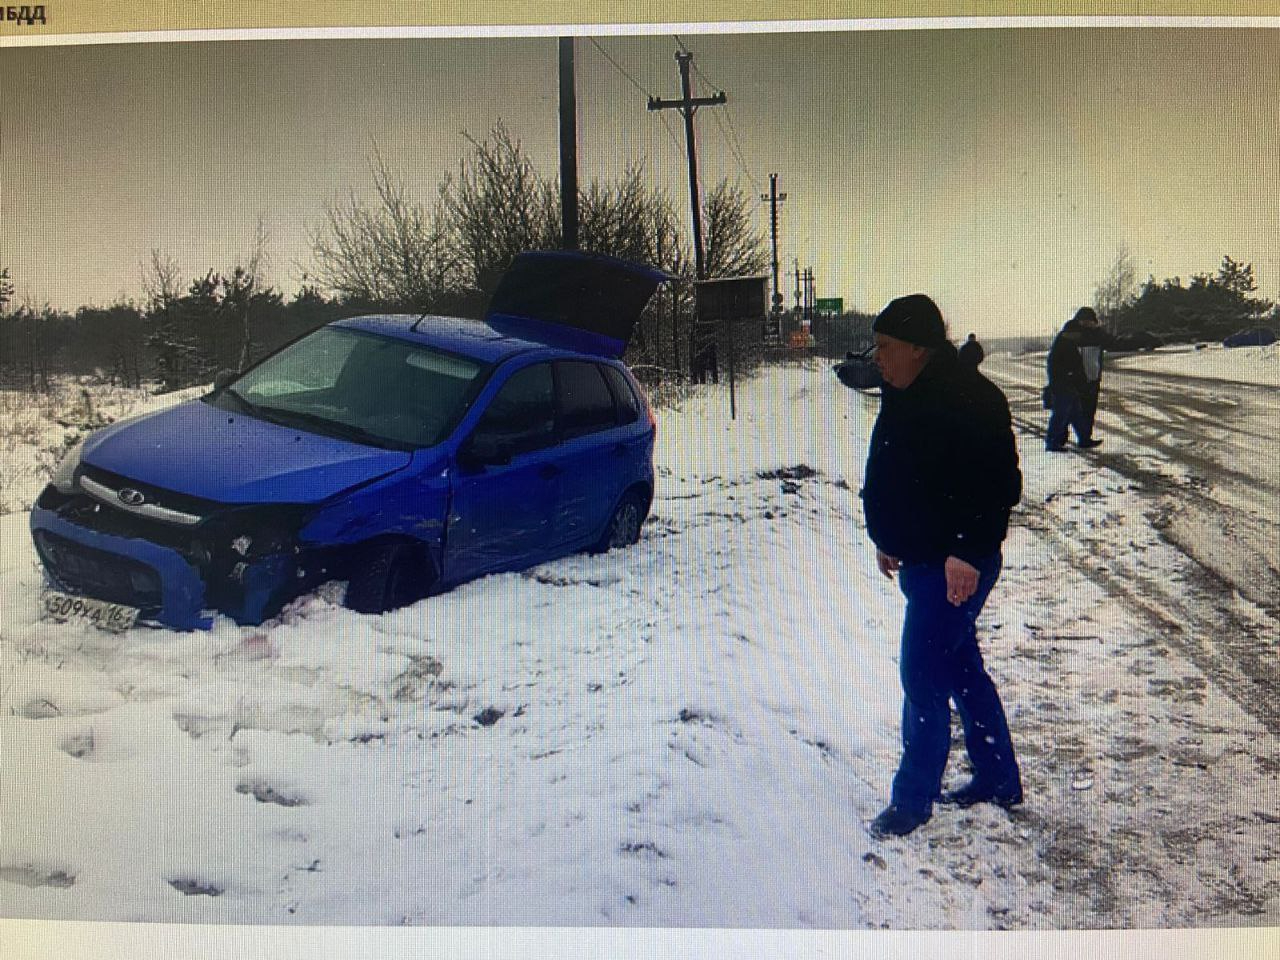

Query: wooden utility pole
[558,37,579,250]
[761,173,787,342]
[647,52,726,280]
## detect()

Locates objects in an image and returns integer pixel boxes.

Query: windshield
[207,327,487,449]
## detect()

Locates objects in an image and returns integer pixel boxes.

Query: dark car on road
[834,346,883,391]
[1222,327,1277,348]
[31,252,669,630]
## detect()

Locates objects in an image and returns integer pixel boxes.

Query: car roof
[333,314,555,365]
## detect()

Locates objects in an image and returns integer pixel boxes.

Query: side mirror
[459,433,512,470]
[213,369,237,392]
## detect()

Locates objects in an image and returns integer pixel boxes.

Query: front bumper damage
[30,482,304,631]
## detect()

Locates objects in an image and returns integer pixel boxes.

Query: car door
[551,360,630,548]
[446,362,560,582]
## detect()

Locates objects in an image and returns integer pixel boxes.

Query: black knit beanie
[872,294,947,349]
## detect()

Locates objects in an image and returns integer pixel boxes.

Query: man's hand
[876,549,900,579]
[944,555,979,606]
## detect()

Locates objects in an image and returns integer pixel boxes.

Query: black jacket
[958,338,984,367]
[1046,322,1086,393]
[861,348,1022,566]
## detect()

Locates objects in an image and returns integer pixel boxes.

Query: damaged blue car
[31,251,668,630]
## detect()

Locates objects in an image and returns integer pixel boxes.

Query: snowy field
[1,350,1277,958]
[1112,340,1280,387]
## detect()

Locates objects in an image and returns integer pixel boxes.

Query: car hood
[81,399,413,504]
[484,251,670,358]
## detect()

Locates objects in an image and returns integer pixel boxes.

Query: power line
[587,37,650,98]
[586,38,684,153]
[710,108,759,192]
[671,35,758,191]
[648,51,727,280]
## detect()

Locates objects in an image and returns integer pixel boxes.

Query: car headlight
[51,438,86,494]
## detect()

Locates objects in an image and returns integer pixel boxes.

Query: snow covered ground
[1113,341,1280,387]
[1,351,1277,956]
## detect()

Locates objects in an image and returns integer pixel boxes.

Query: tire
[590,490,647,554]
[344,543,432,615]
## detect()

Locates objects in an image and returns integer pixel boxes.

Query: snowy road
[1,357,1276,931]
[989,352,1280,735]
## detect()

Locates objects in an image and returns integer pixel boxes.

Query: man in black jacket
[1074,305,1136,445]
[860,294,1024,838]
[1045,315,1100,450]
[957,332,984,368]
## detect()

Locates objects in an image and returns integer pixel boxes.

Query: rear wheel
[591,490,647,554]
[344,543,433,614]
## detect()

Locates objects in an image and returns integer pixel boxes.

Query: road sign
[695,276,768,322]
[814,297,843,314]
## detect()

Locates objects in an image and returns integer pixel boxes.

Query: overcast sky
[2,26,1277,338]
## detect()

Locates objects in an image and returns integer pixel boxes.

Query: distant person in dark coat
[1044,315,1100,451]
[957,332,984,368]
[860,294,1024,839]
[1074,306,1131,446]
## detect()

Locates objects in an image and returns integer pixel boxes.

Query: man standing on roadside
[957,332,985,368]
[1045,314,1099,451]
[860,294,1024,839]
[1074,306,1130,446]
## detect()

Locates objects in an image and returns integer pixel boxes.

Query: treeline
[1101,254,1276,343]
[0,281,348,393]
[1,123,771,393]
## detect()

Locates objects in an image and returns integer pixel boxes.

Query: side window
[601,365,640,426]
[556,361,618,440]
[472,363,556,455]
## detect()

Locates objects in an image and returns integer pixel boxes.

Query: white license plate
[42,590,139,632]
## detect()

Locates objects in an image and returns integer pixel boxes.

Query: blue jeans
[890,554,1020,815]
[1046,387,1087,448]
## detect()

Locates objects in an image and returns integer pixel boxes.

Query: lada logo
[117,488,147,507]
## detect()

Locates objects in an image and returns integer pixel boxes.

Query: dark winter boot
[939,779,1024,809]
[1076,438,1103,449]
[869,804,931,838]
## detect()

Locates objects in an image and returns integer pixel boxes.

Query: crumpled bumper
[30,506,213,630]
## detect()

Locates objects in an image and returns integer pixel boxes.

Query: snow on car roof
[334,313,550,364]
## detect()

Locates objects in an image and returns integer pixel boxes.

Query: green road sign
[814,297,843,313]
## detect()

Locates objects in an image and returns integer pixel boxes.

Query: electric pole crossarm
[647,92,727,111]
[646,50,726,282]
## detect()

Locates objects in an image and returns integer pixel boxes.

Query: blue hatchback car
[31,251,668,630]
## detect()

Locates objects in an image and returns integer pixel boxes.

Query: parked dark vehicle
[834,347,883,391]
[1222,327,1277,348]
[31,252,669,630]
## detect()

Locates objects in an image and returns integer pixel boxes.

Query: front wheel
[344,543,433,614]
[590,490,647,554]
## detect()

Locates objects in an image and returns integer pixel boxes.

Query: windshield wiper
[255,407,409,450]
[218,387,269,419]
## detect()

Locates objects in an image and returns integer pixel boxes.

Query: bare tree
[140,249,182,310]
[226,218,269,370]
[701,179,769,280]
[438,122,559,295]
[12,295,58,392]
[1093,245,1138,333]
[309,147,456,309]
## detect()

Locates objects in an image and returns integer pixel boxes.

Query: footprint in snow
[236,781,307,807]
[168,878,224,897]
[0,865,75,889]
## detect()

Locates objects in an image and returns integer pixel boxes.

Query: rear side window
[556,361,617,440]
[601,365,640,426]
[473,363,556,454]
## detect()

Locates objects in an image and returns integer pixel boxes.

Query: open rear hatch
[484,251,671,358]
